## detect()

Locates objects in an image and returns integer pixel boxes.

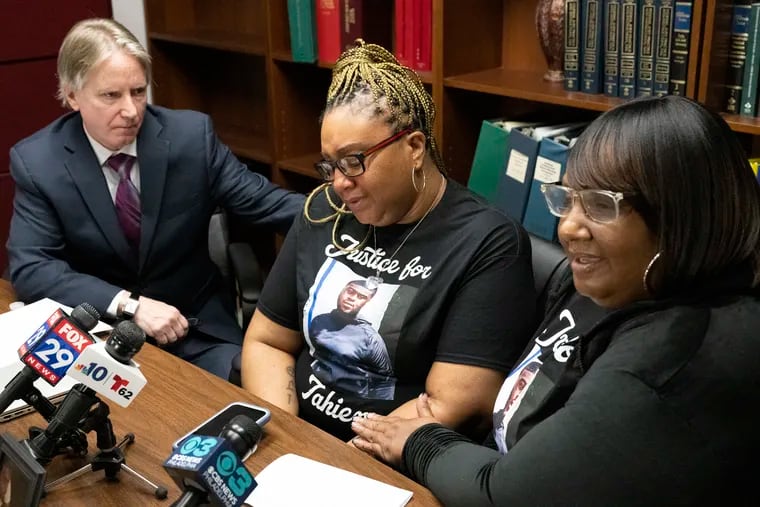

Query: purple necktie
[106,153,141,250]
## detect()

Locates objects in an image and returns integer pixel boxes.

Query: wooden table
[0,279,441,506]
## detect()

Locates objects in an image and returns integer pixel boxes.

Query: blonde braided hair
[305,40,443,252]
[324,39,443,170]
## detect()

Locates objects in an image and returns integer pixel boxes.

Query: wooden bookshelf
[144,0,760,195]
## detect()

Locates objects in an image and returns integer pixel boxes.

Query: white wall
[112,0,152,102]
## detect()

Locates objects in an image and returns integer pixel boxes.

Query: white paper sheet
[245,453,413,507]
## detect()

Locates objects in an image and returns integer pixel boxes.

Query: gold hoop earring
[411,167,426,194]
[643,252,661,294]
[330,213,372,253]
[304,183,351,224]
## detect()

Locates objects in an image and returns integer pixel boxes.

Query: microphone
[164,415,261,507]
[0,303,99,418]
[66,320,148,407]
[24,320,148,464]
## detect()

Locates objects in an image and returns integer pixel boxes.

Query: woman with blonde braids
[241,41,536,440]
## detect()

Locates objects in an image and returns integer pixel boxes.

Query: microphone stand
[0,367,60,421]
[29,386,168,499]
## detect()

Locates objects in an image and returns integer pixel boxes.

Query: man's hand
[132,296,189,345]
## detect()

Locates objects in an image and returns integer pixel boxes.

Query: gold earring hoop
[411,167,426,194]
[643,252,661,294]
[325,185,351,214]
[304,183,352,224]
[330,213,372,253]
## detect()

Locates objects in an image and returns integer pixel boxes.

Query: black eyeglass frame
[314,128,413,181]
[540,183,636,224]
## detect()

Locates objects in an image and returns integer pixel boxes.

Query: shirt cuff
[106,289,130,319]
[401,424,471,484]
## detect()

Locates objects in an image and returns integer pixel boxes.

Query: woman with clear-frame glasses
[352,95,760,506]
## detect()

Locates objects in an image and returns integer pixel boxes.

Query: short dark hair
[345,279,378,295]
[567,95,760,293]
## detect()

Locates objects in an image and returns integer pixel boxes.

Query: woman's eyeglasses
[315,129,412,181]
[540,183,632,223]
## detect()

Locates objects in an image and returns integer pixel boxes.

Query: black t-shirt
[493,291,611,452]
[257,179,537,439]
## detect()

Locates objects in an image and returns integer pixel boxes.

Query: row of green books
[565,0,693,98]
[467,120,587,243]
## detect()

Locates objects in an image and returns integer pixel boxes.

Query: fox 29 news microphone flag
[0,304,99,415]
[164,415,261,507]
[65,320,148,408]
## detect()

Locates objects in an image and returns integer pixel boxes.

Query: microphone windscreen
[70,303,100,331]
[221,415,262,458]
[105,320,146,363]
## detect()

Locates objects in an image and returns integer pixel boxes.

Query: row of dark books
[564,0,694,98]
[287,0,432,71]
[468,120,760,242]
[725,1,760,116]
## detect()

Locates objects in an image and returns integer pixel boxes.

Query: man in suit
[6,18,304,379]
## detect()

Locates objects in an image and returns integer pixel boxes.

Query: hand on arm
[241,310,303,415]
[131,296,189,345]
[352,362,504,464]
[351,393,437,467]
[391,362,505,432]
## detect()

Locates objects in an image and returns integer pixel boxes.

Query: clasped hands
[351,393,437,467]
[132,296,189,345]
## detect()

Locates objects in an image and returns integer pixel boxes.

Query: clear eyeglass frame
[540,183,631,224]
[314,129,413,181]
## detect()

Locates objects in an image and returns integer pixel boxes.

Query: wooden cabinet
[143,1,760,194]
[0,1,112,274]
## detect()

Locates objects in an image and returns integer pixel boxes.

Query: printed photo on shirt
[492,351,544,453]
[494,358,542,430]
[303,258,416,400]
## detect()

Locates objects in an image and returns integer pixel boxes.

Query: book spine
[636,0,657,96]
[582,0,604,93]
[726,1,753,114]
[288,0,318,63]
[317,0,342,64]
[414,0,432,71]
[565,0,582,91]
[620,0,638,98]
[341,0,362,51]
[653,0,674,96]
[668,0,693,95]
[741,3,760,116]
[404,0,415,69]
[604,0,622,96]
[394,0,408,65]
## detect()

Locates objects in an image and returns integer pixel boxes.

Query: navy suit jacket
[7,105,303,344]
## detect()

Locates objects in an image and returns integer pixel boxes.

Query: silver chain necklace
[369,173,445,287]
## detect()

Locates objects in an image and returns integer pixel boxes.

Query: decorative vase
[535,0,565,82]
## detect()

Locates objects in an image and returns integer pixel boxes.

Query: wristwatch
[120,292,140,319]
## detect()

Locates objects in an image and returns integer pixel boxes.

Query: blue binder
[495,127,542,221]
[495,123,585,222]
[468,120,539,203]
[522,136,575,242]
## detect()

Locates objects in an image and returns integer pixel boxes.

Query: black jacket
[402,265,760,506]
